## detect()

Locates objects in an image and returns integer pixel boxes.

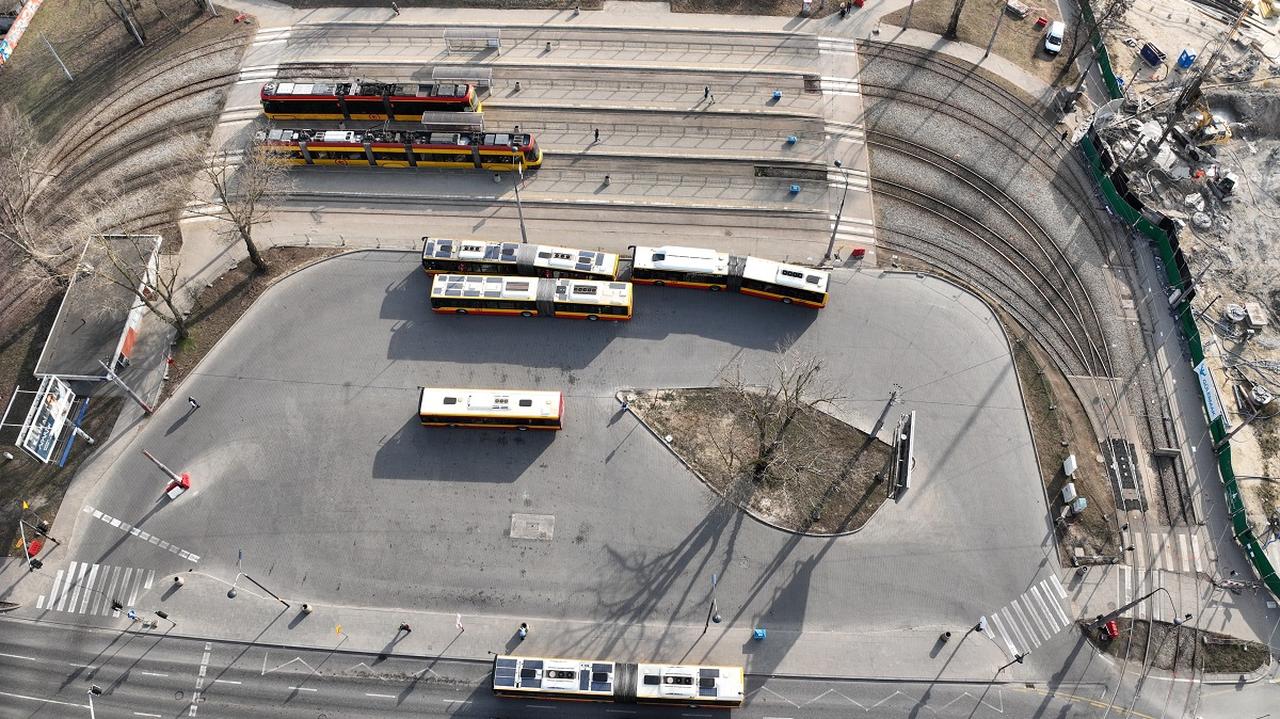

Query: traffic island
[1082,618,1270,676]
[624,385,893,535]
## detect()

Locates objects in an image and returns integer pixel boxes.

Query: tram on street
[630,245,829,308]
[429,274,633,320]
[421,238,620,281]
[260,128,542,170]
[417,388,563,430]
[492,654,744,707]
[260,79,481,120]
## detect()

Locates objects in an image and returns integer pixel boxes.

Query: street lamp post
[511,146,529,244]
[824,159,850,266]
[702,572,722,635]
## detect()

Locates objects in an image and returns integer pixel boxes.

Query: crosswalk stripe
[78,564,100,614]
[84,565,106,615]
[54,562,77,611]
[94,566,117,615]
[65,564,88,613]
[1001,607,1029,653]
[1191,534,1204,574]
[36,595,45,610]
[1041,580,1071,627]
[1133,535,1145,571]
[1048,573,1068,600]
[1025,594,1053,640]
[143,570,155,591]
[1012,599,1044,644]
[988,612,1018,657]
[1178,534,1191,574]
[1152,533,1167,571]
[1152,571,1164,622]
[1118,565,1129,611]
[1029,586,1061,631]
[47,569,65,611]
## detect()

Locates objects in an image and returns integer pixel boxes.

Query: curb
[1202,653,1276,686]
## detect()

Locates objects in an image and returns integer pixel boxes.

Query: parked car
[1044,21,1066,55]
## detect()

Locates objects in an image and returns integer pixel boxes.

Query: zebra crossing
[985,574,1073,658]
[1132,528,1206,576]
[36,562,155,617]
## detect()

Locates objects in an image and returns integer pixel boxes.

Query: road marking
[140,671,169,677]
[525,705,556,709]
[366,693,397,699]
[1029,585,1060,630]
[1013,598,1046,643]
[443,699,472,705]
[36,595,45,609]
[1149,532,1165,571]
[682,713,713,717]
[1191,534,1204,573]
[213,679,241,685]
[0,690,88,709]
[988,611,1018,657]
[1001,607,1029,653]
[289,686,317,692]
[65,563,89,612]
[0,652,37,661]
[189,642,211,717]
[79,563,100,614]
[1041,580,1071,627]
[134,713,162,718]
[1178,533,1192,574]
[1048,573,1068,599]
[605,710,637,714]
[84,505,200,563]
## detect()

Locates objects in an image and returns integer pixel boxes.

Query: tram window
[520,668,538,679]
[345,99,386,115]
[443,397,458,405]
[643,675,661,685]
[518,399,533,407]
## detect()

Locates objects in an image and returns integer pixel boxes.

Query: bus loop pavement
[7,251,1087,686]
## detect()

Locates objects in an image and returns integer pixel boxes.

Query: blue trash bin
[753,628,767,640]
[789,184,800,194]
[1177,49,1196,69]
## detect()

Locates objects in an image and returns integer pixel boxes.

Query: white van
[1044,21,1066,55]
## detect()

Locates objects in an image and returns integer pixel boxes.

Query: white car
[1044,21,1066,55]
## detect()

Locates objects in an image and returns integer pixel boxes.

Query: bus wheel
[456,309,468,314]
[517,426,528,432]
[587,315,599,321]
[782,298,793,304]
[654,280,665,286]
[521,311,533,317]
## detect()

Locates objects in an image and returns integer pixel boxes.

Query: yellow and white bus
[421,238,620,281]
[417,388,563,430]
[429,274,633,321]
[630,245,829,308]
[492,654,744,708]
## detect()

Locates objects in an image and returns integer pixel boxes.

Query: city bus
[493,654,744,707]
[630,246,829,308]
[418,388,563,430]
[421,238,620,280]
[429,274,633,320]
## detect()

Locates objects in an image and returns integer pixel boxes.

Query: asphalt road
[0,616,1134,719]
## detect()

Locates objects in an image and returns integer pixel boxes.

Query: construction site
[1084,0,1280,571]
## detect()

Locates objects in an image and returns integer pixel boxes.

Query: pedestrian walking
[187,396,200,410]
[518,622,529,639]
[704,85,710,99]
[391,1,400,15]
[127,609,138,621]
[620,400,629,411]
[594,128,600,142]
[399,622,412,633]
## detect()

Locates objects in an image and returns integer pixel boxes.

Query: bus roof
[431,274,538,301]
[632,245,729,275]
[741,256,829,293]
[633,663,744,702]
[418,388,562,419]
[552,278,630,307]
[493,655,614,694]
[422,238,617,275]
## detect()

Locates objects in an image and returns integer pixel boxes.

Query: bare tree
[183,137,292,272]
[1061,0,1133,69]
[0,107,72,286]
[944,0,969,40]
[87,233,192,341]
[721,351,844,487]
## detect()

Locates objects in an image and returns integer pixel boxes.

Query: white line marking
[289,686,317,692]
[1001,607,1028,653]
[92,509,103,518]
[55,564,77,611]
[0,690,88,709]
[140,671,169,677]
[1011,598,1044,644]
[213,679,241,685]
[1041,580,1071,627]
[1191,534,1204,573]
[1048,572,1068,599]
[987,611,1018,657]
[443,699,473,705]
[365,693,396,699]
[36,595,45,609]
[1030,586,1060,631]
[144,570,155,590]
[0,652,38,661]
[1178,533,1192,574]
[80,564,101,613]
[1149,532,1164,571]
[65,563,89,613]
[134,713,163,718]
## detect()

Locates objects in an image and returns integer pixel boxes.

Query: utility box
[1244,302,1269,331]
[1063,453,1078,477]
[1061,482,1078,504]
[1070,497,1088,515]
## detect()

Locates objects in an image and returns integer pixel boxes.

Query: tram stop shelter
[32,235,162,381]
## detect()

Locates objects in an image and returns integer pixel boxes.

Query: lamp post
[702,572,722,635]
[824,159,850,265]
[511,145,529,244]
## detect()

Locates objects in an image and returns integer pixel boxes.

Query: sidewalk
[10,570,1020,682]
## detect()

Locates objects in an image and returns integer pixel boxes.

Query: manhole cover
[510,513,555,541]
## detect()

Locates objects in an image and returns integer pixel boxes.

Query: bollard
[302,603,314,614]
[174,576,184,587]
[772,90,783,100]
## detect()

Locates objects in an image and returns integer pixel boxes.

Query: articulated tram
[421,238,620,281]
[260,128,542,170]
[493,654,744,708]
[260,79,481,120]
[630,245,830,308]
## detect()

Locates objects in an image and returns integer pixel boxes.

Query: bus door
[726,255,748,292]
[535,278,556,317]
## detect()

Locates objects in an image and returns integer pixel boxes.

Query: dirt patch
[882,0,1077,87]
[1084,618,1270,674]
[628,386,893,534]
[1,396,125,559]
[163,247,345,401]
